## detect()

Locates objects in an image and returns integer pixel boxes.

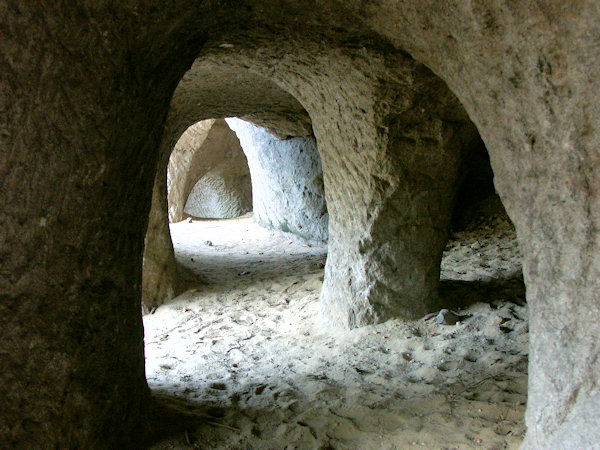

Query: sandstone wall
[184,170,252,219]
[167,119,213,221]
[167,119,251,222]
[226,118,328,245]
[2,2,599,448]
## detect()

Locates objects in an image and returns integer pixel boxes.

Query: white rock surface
[226,118,328,246]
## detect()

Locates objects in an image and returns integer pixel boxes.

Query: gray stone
[167,119,216,222]
[436,309,460,325]
[226,118,328,246]
[167,119,252,222]
[1,2,599,447]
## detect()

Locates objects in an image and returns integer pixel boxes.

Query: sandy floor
[145,199,528,449]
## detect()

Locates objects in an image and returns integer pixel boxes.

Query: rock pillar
[273,51,479,327]
[0,4,196,444]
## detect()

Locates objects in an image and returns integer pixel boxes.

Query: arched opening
[441,138,525,309]
[144,109,333,447]
[141,48,529,448]
[146,113,329,301]
[2,4,597,449]
[167,119,252,222]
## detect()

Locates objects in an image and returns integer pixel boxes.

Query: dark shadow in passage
[439,275,526,310]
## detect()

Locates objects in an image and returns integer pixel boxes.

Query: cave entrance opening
[166,118,253,223]
[143,116,331,445]
[140,52,529,447]
[440,137,526,309]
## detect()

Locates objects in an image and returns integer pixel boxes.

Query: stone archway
[1,2,598,448]
[140,56,328,312]
[167,119,252,222]
[143,114,329,312]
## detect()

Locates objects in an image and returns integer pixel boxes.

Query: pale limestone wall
[167,119,251,222]
[226,118,328,246]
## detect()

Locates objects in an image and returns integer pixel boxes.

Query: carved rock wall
[184,170,251,219]
[226,118,328,245]
[1,2,598,448]
[167,119,251,222]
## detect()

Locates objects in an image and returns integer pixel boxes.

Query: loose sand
[146,198,527,449]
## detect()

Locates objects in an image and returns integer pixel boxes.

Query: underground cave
[1,2,599,449]
[144,119,529,448]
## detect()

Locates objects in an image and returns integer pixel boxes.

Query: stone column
[0,4,198,446]
[353,2,600,444]
[480,85,600,450]
[316,112,477,327]
[367,4,600,445]
[273,50,478,328]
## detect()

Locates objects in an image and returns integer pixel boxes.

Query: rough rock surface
[226,118,328,245]
[184,170,251,219]
[166,119,251,220]
[1,2,598,448]
[167,120,213,222]
[284,50,480,327]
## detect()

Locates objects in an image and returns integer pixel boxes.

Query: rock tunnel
[167,119,253,222]
[1,2,598,448]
